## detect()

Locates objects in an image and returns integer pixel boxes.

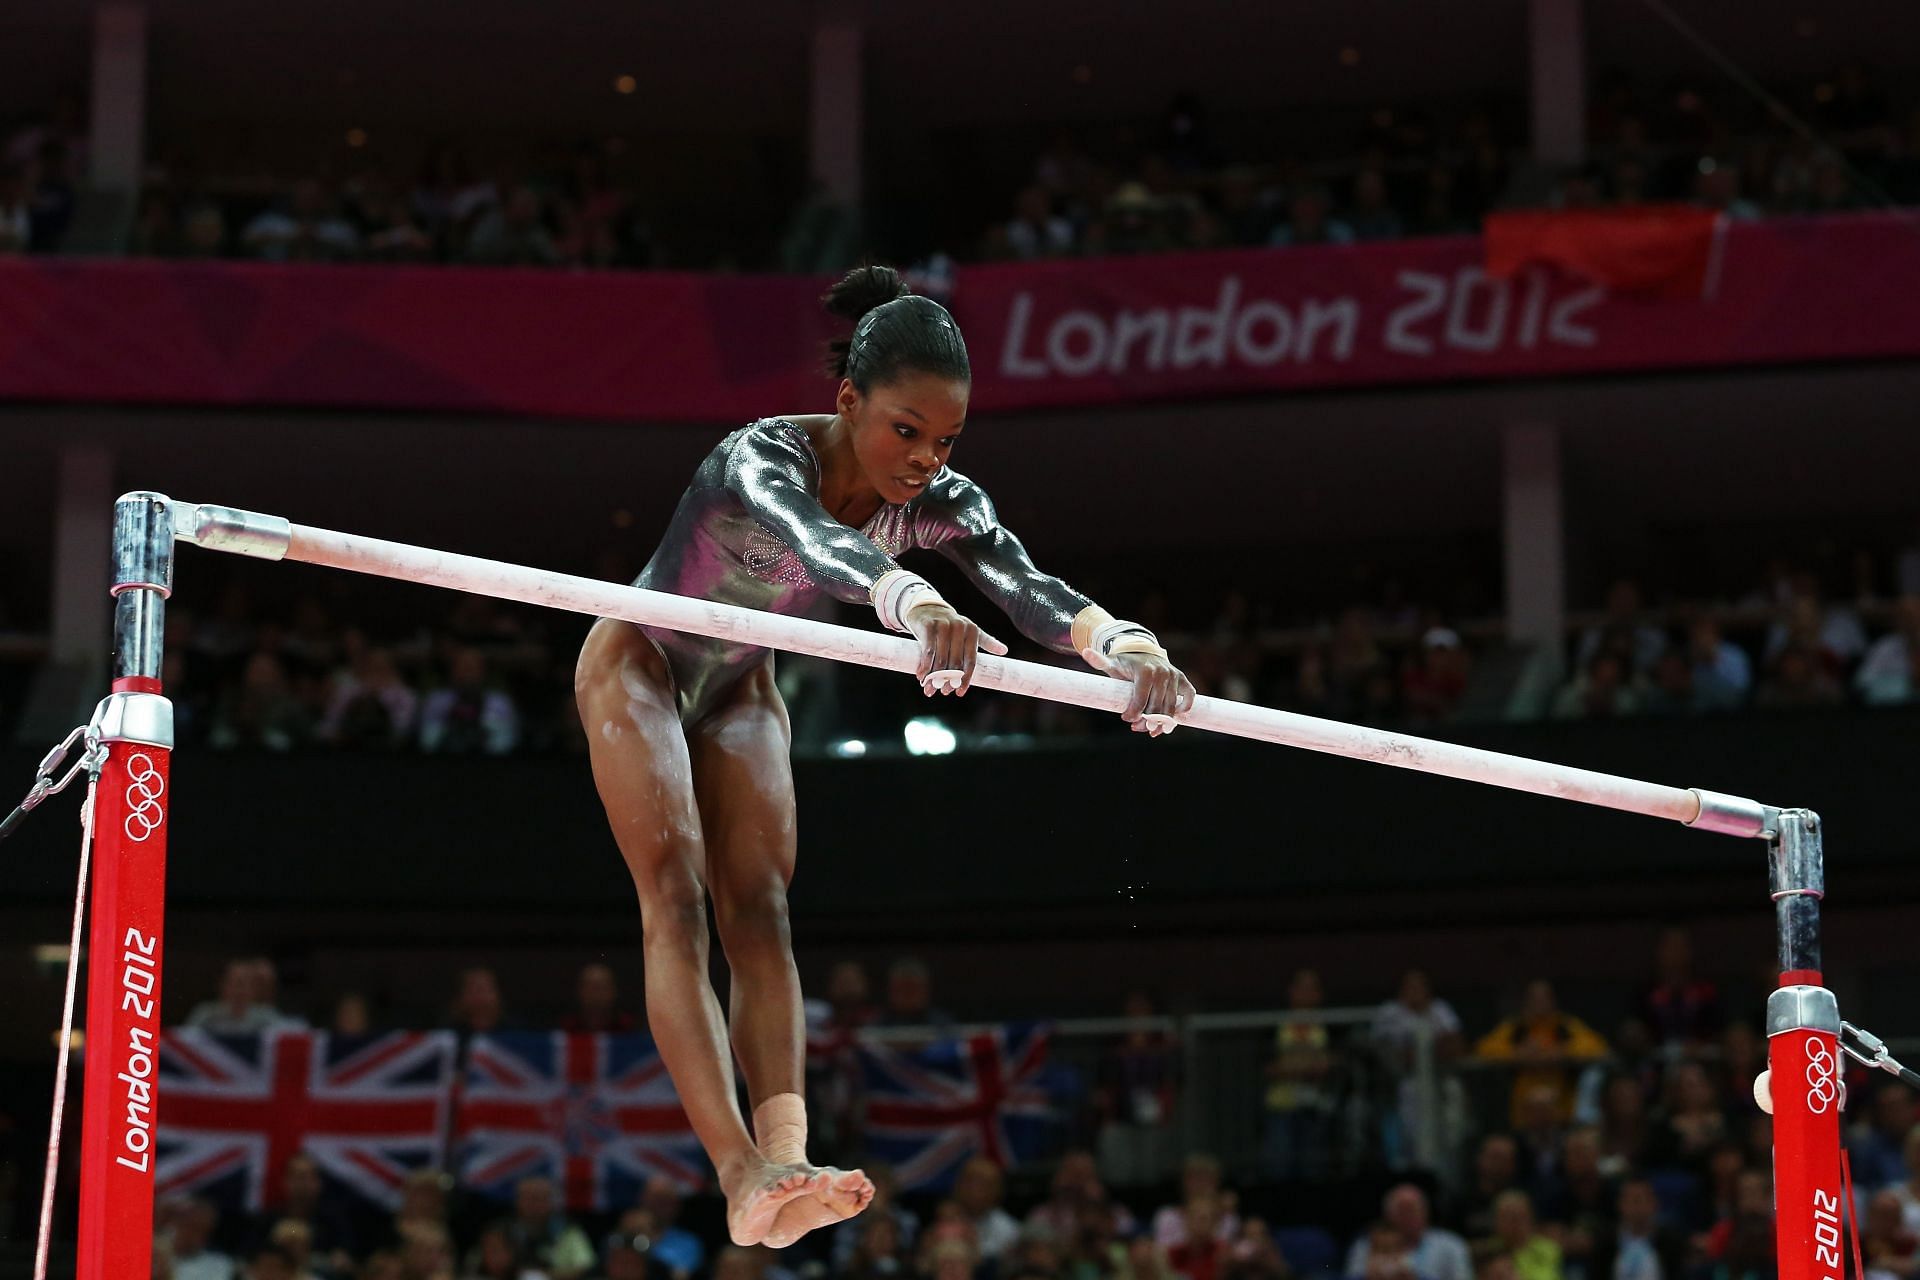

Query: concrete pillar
[1529,0,1586,170]
[809,13,864,206]
[16,440,116,739]
[89,2,148,191]
[50,443,115,673]
[1503,421,1566,652]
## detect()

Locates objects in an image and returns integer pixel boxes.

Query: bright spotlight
[903,717,957,756]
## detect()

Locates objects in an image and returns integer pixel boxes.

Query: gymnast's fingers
[1150,666,1185,735]
[917,617,964,696]
[914,619,936,681]
[1137,665,1173,731]
[1121,660,1149,723]
[1174,670,1198,714]
[955,621,979,694]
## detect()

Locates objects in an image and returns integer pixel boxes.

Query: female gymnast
[575,265,1195,1248]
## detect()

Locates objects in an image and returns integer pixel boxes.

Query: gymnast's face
[837,370,969,505]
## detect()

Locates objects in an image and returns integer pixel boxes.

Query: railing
[912,1015,1920,1188]
[847,1007,1428,1185]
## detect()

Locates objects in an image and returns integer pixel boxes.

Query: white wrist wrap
[1072,605,1166,662]
[873,569,946,633]
[1071,605,1114,655]
[1089,618,1168,663]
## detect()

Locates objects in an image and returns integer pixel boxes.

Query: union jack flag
[155,1029,456,1211]
[856,1023,1065,1191]
[455,1032,707,1211]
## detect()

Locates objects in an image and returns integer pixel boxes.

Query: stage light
[903,717,957,756]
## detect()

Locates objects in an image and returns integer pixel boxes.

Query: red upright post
[76,494,176,1280]
[1763,811,1842,1280]
[1768,996,1844,1280]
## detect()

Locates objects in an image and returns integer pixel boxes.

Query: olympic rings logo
[123,753,166,843]
[1805,1038,1839,1114]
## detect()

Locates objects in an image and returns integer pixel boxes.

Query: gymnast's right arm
[723,424,899,604]
[722,425,1006,691]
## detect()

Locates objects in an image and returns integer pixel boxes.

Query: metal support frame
[75,493,176,1280]
[65,492,1843,1278]
[1758,809,1840,1280]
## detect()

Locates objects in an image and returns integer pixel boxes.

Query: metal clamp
[173,500,292,560]
[1766,984,1840,1036]
[0,724,107,843]
[91,692,176,749]
[1842,1021,1920,1088]
[1769,808,1825,899]
[1687,789,1776,839]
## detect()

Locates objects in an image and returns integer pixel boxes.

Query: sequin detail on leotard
[743,502,913,588]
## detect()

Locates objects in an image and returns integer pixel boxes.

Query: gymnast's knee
[712,878,793,960]
[636,866,710,947]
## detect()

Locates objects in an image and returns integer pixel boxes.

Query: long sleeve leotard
[634,417,1093,722]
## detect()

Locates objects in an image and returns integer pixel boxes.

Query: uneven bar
[164,497,1775,837]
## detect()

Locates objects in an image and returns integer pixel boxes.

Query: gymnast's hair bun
[822,264,970,389]
[822,264,911,327]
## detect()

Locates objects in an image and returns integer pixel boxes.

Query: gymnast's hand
[1090,651,1197,737]
[903,601,1008,696]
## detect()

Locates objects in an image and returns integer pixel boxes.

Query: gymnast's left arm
[929,487,1196,736]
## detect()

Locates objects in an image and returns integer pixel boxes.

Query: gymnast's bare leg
[578,618,817,1245]
[578,618,869,1246]
[686,655,873,1247]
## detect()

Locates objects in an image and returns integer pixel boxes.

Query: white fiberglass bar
[166,496,1775,838]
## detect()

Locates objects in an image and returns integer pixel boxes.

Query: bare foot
[724,1160,821,1246]
[762,1166,876,1250]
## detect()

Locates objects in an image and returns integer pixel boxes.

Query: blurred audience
[952,1156,1022,1262]
[1346,1184,1471,1280]
[1098,992,1183,1185]
[562,961,639,1035]
[162,1197,237,1280]
[1475,981,1609,1128]
[493,1176,596,1279]
[187,957,304,1034]
[877,958,954,1033]
[1639,928,1723,1051]
[2,54,1904,284]
[1262,969,1335,1179]
[138,933,1839,1280]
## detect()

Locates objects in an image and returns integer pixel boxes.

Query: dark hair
[823,264,971,390]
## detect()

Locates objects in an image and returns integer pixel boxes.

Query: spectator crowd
[974,69,1919,265]
[136,929,1920,1280]
[4,63,1917,271]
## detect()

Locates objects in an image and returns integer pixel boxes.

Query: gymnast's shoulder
[912,466,999,540]
[698,416,822,485]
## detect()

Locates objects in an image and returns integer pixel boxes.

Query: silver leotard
[635,417,1092,723]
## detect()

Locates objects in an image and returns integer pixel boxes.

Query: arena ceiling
[4,0,1913,146]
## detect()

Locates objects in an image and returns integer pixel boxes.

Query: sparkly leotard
[635,417,1092,723]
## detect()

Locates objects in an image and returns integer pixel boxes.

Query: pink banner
[0,259,834,423]
[960,213,1920,412]
[0,214,1915,423]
